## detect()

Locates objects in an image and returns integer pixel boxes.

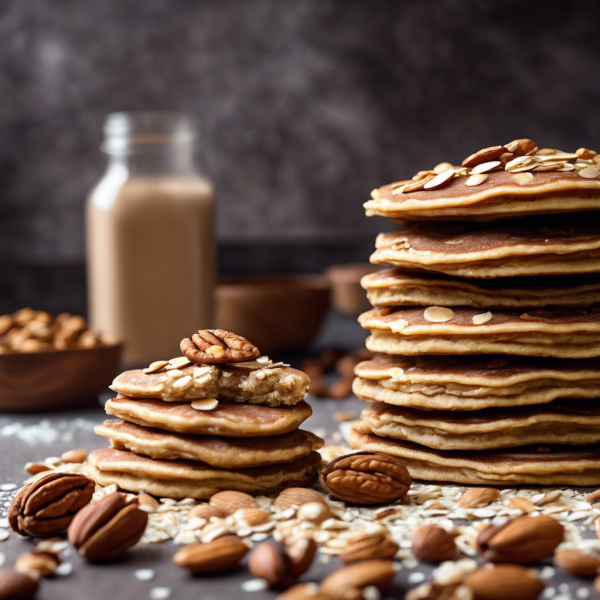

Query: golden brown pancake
[95,419,323,467]
[85,448,321,499]
[365,165,600,222]
[353,355,600,410]
[362,268,600,309]
[371,222,600,278]
[350,421,600,486]
[111,364,309,406]
[359,306,600,358]
[104,397,312,437]
[361,400,600,450]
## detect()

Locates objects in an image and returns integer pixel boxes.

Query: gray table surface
[0,313,595,599]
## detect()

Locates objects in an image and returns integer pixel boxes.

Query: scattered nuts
[15,550,60,577]
[462,146,507,168]
[508,497,536,514]
[458,488,499,509]
[60,449,88,464]
[296,502,334,525]
[320,560,395,600]
[472,312,492,325]
[339,533,399,564]
[173,536,250,574]
[188,503,227,520]
[137,492,160,513]
[68,492,148,560]
[511,172,534,185]
[249,542,291,588]
[0,569,39,600]
[319,452,411,505]
[8,472,94,537]
[411,525,456,563]
[423,170,455,191]
[465,174,488,187]
[190,398,219,411]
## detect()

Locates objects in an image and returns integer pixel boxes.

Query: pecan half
[8,472,94,537]
[68,492,148,560]
[319,451,411,505]
[180,329,260,364]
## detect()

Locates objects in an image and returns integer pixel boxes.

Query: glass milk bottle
[86,112,215,365]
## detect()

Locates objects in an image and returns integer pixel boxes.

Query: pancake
[371,222,600,278]
[104,397,312,437]
[360,400,600,450]
[111,364,309,407]
[85,448,321,499]
[353,355,600,410]
[360,306,600,358]
[364,153,600,222]
[95,419,323,467]
[362,268,600,309]
[349,421,600,486]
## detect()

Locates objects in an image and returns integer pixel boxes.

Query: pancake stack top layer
[351,139,600,485]
[85,329,323,499]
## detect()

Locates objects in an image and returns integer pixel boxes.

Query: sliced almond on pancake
[191,398,219,411]
[512,173,534,185]
[401,176,435,193]
[167,356,193,370]
[423,169,455,190]
[578,165,600,179]
[143,360,170,374]
[461,146,507,168]
[472,312,492,325]
[470,161,501,174]
[423,307,454,323]
[227,357,273,371]
[465,174,488,186]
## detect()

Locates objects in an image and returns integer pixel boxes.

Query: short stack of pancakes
[85,332,323,498]
[349,139,600,485]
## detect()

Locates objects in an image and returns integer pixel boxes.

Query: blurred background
[1,0,600,346]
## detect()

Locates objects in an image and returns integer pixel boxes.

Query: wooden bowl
[0,342,122,412]
[325,263,379,316]
[217,275,330,354]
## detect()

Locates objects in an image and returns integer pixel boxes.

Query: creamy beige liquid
[87,177,215,365]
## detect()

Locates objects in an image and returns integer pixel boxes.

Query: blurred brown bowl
[325,263,379,316]
[217,275,330,354]
[0,342,122,412]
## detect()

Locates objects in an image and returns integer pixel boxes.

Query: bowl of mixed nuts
[0,308,122,411]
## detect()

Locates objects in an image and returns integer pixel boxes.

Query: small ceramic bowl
[217,275,330,354]
[0,342,122,412]
[325,263,379,316]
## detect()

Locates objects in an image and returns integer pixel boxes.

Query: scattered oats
[250,533,269,542]
[241,579,269,593]
[558,583,570,593]
[160,498,177,506]
[576,588,590,599]
[543,589,556,599]
[0,519,8,529]
[408,572,426,584]
[55,563,73,576]
[0,484,16,492]
[402,558,418,569]
[363,586,381,600]
[567,511,590,521]
[0,530,9,542]
[135,569,155,581]
[0,553,4,567]
[150,588,171,599]
[539,565,555,580]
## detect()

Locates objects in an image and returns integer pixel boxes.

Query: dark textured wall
[1,0,600,267]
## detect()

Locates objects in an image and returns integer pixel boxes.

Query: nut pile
[392,140,600,193]
[0,308,117,353]
[3,448,600,597]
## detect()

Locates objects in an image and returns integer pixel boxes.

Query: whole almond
[296,502,334,525]
[15,550,60,577]
[319,452,411,505]
[173,536,250,574]
[464,564,543,600]
[24,463,51,476]
[508,497,536,514]
[411,525,456,563]
[286,538,317,578]
[68,492,148,560]
[274,488,325,511]
[210,491,257,515]
[554,549,600,577]
[339,533,399,564]
[476,515,563,564]
[189,503,227,521]
[249,542,290,588]
[0,569,39,600]
[320,560,395,600]
[137,492,160,513]
[458,488,499,509]
[235,507,270,526]
[277,583,333,600]
[60,449,88,464]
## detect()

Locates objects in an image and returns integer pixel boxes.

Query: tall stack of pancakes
[349,139,600,485]
[85,332,323,498]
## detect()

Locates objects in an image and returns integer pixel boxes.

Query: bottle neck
[104,143,199,179]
